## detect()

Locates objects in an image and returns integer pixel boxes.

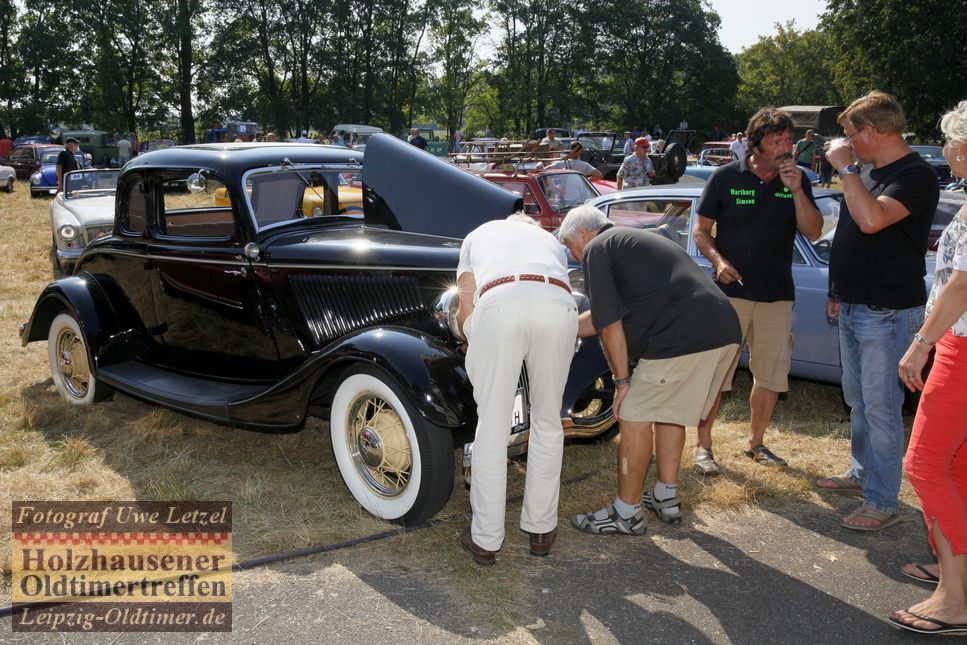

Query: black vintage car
[20,135,614,525]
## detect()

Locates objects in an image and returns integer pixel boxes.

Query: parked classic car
[20,136,614,525]
[5,143,63,179]
[477,168,601,230]
[0,163,14,192]
[12,134,53,146]
[911,145,953,187]
[682,163,820,185]
[29,147,70,197]
[49,169,120,273]
[586,185,936,386]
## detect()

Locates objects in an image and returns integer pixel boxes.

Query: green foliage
[823,0,967,139]
[735,22,844,124]
[1,0,960,144]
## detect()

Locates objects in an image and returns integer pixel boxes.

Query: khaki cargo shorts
[722,298,793,393]
[619,343,740,427]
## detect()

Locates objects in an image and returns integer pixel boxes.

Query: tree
[735,22,844,122]
[823,0,967,138]
[427,0,486,142]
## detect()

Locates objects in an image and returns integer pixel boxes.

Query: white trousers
[465,282,578,551]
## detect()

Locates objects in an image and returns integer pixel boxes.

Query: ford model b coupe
[21,135,615,525]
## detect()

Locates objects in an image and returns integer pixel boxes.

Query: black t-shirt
[56,149,79,173]
[411,136,428,150]
[584,226,741,361]
[696,156,817,302]
[829,152,939,309]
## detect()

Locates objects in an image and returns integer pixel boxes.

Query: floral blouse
[926,210,967,337]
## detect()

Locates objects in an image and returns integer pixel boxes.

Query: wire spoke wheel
[347,394,412,497]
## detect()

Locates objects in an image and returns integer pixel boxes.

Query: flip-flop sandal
[840,505,900,532]
[814,476,862,492]
[900,563,940,585]
[889,609,967,634]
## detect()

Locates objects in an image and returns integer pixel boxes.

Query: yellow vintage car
[213,172,363,216]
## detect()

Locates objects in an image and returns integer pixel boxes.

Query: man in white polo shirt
[456,213,579,565]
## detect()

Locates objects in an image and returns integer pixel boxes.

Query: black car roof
[122,143,362,184]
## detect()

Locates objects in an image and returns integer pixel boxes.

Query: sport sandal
[641,489,683,524]
[571,503,647,536]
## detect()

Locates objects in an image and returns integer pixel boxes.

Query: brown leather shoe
[461,527,496,565]
[528,527,558,557]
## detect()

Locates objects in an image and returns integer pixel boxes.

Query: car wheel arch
[307,328,476,430]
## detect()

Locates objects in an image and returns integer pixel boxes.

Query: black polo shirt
[829,152,938,310]
[584,226,741,362]
[696,156,818,302]
[56,149,80,173]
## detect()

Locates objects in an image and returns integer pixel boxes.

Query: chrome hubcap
[55,328,90,399]
[347,394,412,497]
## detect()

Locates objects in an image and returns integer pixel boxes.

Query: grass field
[0,177,918,623]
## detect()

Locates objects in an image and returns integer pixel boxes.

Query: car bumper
[32,187,57,196]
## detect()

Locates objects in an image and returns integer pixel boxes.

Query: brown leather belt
[478,273,571,298]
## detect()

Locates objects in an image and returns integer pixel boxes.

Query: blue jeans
[839,303,923,514]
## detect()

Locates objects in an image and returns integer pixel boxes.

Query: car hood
[59,195,115,224]
[362,133,522,239]
[263,224,462,270]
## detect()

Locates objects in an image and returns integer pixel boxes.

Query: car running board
[97,361,268,423]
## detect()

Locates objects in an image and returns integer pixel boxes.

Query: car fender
[20,275,119,353]
[319,326,475,429]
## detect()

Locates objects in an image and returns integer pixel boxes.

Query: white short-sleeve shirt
[457,220,570,302]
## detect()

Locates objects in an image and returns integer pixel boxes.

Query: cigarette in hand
[737,279,744,286]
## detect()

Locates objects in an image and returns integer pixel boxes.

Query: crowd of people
[455,90,967,636]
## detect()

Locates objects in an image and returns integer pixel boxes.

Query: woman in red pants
[890,101,967,635]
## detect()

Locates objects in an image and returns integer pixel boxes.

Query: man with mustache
[691,108,823,475]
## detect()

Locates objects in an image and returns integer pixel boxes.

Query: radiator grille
[290,274,428,346]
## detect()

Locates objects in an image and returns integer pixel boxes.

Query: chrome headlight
[312,206,323,217]
[59,224,78,241]
[568,268,587,309]
[432,286,465,341]
[30,172,41,185]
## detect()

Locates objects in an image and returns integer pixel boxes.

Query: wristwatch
[613,376,631,386]
[840,162,862,176]
[914,333,935,347]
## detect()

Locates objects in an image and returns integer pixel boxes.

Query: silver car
[585,185,936,385]
[50,169,119,273]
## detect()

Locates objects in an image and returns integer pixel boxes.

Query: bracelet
[913,333,935,347]
[613,376,631,386]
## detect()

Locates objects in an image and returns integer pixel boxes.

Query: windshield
[812,194,844,264]
[41,150,62,164]
[577,136,609,150]
[64,170,119,198]
[911,146,944,160]
[245,166,363,229]
[537,172,598,212]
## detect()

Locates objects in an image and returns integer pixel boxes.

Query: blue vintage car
[585,186,936,386]
[30,147,92,197]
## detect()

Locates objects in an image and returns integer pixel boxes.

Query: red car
[475,168,600,229]
[3,144,64,179]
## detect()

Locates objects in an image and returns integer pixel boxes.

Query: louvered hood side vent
[290,274,428,347]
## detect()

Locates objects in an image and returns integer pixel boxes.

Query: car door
[146,170,281,380]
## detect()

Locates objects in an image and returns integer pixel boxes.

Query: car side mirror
[187,171,207,193]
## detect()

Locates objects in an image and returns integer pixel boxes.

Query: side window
[606,199,692,252]
[159,172,233,238]
[493,181,539,215]
[122,179,147,234]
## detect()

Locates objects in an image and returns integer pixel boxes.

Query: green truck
[61,129,120,168]
[400,124,449,157]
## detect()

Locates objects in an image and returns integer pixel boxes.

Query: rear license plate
[511,387,529,434]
